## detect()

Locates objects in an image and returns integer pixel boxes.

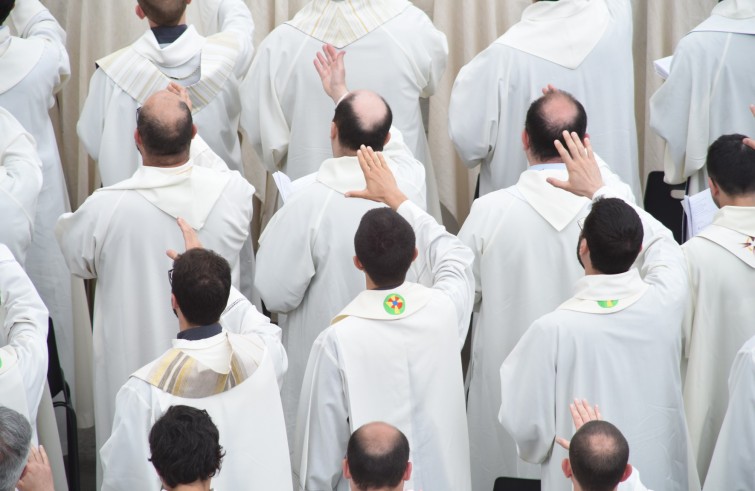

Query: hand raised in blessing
[546,131,605,198]
[346,145,407,210]
[166,217,204,260]
[314,44,348,105]
[555,399,602,450]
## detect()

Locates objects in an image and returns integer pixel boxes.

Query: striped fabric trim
[286,0,411,48]
[134,348,251,398]
[96,32,239,113]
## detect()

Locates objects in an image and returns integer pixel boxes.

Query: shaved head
[569,421,629,491]
[525,89,587,162]
[137,0,188,26]
[347,422,409,490]
[137,90,193,165]
[333,90,393,152]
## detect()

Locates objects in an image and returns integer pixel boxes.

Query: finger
[563,131,582,160]
[345,189,369,199]
[744,138,755,151]
[313,58,325,78]
[361,145,379,169]
[316,51,328,68]
[569,401,582,426]
[325,44,337,62]
[750,104,755,118]
[582,399,597,421]
[39,445,49,465]
[554,140,574,168]
[546,176,570,191]
[555,437,570,450]
[571,132,587,156]
[376,151,389,170]
[595,404,602,421]
[356,148,371,175]
[584,137,594,161]
[574,398,591,424]
[336,50,346,63]
[166,249,180,260]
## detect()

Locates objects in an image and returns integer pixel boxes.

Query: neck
[178,316,201,332]
[142,155,190,168]
[718,195,755,207]
[148,13,188,29]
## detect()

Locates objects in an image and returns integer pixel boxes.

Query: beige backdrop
[46,0,718,227]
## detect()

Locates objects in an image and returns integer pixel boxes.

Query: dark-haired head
[149,405,224,489]
[136,90,195,166]
[137,0,188,26]
[345,422,411,491]
[0,0,15,25]
[354,208,416,288]
[332,90,392,155]
[706,134,755,206]
[525,90,588,163]
[567,420,630,491]
[580,198,643,275]
[171,248,231,326]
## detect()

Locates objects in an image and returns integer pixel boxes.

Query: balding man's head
[525,90,587,163]
[332,90,392,154]
[136,90,194,166]
[345,422,411,491]
[568,421,630,491]
[137,0,188,26]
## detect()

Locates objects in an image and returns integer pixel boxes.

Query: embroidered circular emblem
[597,300,619,309]
[384,293,406,315]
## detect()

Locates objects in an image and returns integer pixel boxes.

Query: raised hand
[546,131,604,198]
[16,446,54,491]
[314,44,348,104]
[541,84,558,95]
[346,145,407,210]
[166,82,193,112]
[556,399,602,450]
[166,217,204,260]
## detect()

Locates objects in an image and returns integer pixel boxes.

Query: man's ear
[620,464,633,483]
[134,128,142,148]
[384,131,391,147]
[331,122,338,141]
[171,293,178,311]
[579,236,589,258]
[191,124,198,140]
[709,177,720,198]
[342,458,352,480]
[403,461,412,480]
[135,4,146,19]
[561,458,573,479]
[411,247,418,263]
[353,256,365,271]
[522,129,530,151]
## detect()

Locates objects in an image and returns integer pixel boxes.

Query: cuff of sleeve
[396,199,423,222]
[592,186,620,201]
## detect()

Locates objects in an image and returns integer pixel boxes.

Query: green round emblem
[383,293,406,315]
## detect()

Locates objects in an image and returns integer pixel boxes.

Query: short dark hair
[137,99,193,159]
[347,423,410,490]
[333,93,393,152]
[171,249,231,326]
[706,133,755,196]
[354,208,415,287]
[149,405,225,488]
[525,90,588,161]
[0,1,15,25]
[582,198,643,275]
[137,0,187,26]
[569,420,629,491]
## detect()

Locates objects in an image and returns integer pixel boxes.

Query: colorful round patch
[597,300,619,309]
[384,293,406,315]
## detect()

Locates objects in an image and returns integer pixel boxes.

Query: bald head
[346,422,410,490]
[569,421,629,491]
[136,90,194,166]
[525,89,587,163]
[137,0,188,26]
[333,90,393,154]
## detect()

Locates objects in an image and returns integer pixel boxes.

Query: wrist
[334,88,349,106]
[386,191,408,211]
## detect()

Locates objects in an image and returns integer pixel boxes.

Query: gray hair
[0,407,31,491]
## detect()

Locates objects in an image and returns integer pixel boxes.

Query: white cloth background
[47,0,717,224]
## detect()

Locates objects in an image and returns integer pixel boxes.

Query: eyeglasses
[577,217,586,230]
[136,106,141,124]
[168,268,174,286]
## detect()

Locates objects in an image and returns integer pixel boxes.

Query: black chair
[493,477,541,491]
[47,319,81,491]
[643,171,687,244]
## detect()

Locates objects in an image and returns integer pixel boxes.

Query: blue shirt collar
[177,322,222,341]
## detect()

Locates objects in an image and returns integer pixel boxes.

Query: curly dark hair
[171,249,231,326]
[149,405,225,488]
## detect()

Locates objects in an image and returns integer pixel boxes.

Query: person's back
[449,0,639,197]
[77,0,254,185]
[499,134,695,491]
[241,0,446,214]
[649,0,755,192]
[57,90,254,460]
[681,134,755,481]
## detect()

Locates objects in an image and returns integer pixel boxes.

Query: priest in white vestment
[499,132,698,491]
[294,146,473,491]
[56,90,255,470]
[703,335,755,490]
[649,0,755,193]
[240,0,447,216]
[0,107,42,266]
[102,233,291,491]
[77,0,254,185]
[680,134,755,482]
[255,89,426,443]
[449,0,640,197]
[0,0,91,418]
[458,90,635,488]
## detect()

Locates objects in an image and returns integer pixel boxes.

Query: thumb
[546,177,570,190]
[555,437,570,450]
[345,189,368,199]
[166,249,180,260]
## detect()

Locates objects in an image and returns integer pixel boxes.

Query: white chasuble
[458,162,634,488]
[240,0,447,217]
[55,161,254,459]
[102,333,291,491]
[681,206,755,481]
[499,190,698,491]
[649,0,755,192]
[449,0,640,198]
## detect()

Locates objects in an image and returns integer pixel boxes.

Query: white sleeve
[457,201,490,312]
[397,200,474,347]
[55,194,107,280]
[8,0,70,92]
[100,383,162,491]
[415,11,448,98]
[596,153,637,204]
[384,127,427,210]
[239,37,290,174]
[221,286,288,386]
[0,246,49,421]
[215,0,255,77]
[77,69,112,163]
[498,317,558,464]
[293,332,350,490]
[448,47,503,170]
